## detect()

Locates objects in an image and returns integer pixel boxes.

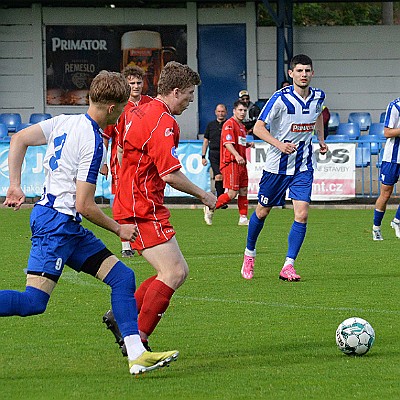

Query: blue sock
[103,260,138,338]
[286,221,307,260]
[373,209,385,226]
[395,205,400,221]
[0,286,50,317]
[246,211,265,251]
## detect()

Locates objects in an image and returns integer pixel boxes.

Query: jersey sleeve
[39,117,57,142]
[147,113,182,177]
[77,133,105,185]
[258,91,282,126]
[221,119,236,147]
[386,100,400,128]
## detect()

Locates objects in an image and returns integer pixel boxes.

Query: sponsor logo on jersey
[291,123,315,134]
[226,134,233,141]
[171,146,178,159]
[165,127,174,137]
[224,125,233,130]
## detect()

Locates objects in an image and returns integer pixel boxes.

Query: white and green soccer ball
[335,317,375,356]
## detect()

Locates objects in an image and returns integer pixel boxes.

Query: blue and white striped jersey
[258,86,325,175]
[383,98,400,164]
[37,113,106,220]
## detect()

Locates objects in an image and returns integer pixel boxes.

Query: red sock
[135,275,157,314]
[138,280,175,337]
[238,195,248,216]
[216,193,231,209]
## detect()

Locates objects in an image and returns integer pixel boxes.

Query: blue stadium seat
[369,122,385,138]
[376,148,385,168]
[29,113,52,124]
[326,134,350,142]
[0,123,8,138]
[336,122,360,139]
[355,146,370,167]
[357,135,382,155]
[16,122,33,131]
[328,112,340,133]
[0,113,22,133]
[380,112,386,123]
[348,112,372,131]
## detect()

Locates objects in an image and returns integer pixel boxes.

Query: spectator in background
[239,90,261,138]
[322,105,331,139]
[372,98,400,241]
[201,104,227,200]
[204,100,254,226]
[102,65,153,258]
[281,80,291,88]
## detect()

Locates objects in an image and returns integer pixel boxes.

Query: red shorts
[117,217,176,252]
[221,162,248,191]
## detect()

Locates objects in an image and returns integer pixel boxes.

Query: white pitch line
[59,271,400,316]
[174,295,400,315]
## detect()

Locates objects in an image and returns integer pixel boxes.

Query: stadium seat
[357,135,382,155]
[16,122,33,131]
[336,122,360,139]
[325,134,350,142]
[0,123,8,138]
[29,113,52,124]
[376,148,385,168]
[348,112,372,131]
[0,113,22,133]
[355,146,370,167]
[368,122,385,138]
[328,112,340,133]
[380,112,386,123]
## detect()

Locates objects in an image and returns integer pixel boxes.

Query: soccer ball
[335,317,375,356]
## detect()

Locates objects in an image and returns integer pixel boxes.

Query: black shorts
[209,150,221,176]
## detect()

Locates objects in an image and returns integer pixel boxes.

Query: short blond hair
[89,70,130,104]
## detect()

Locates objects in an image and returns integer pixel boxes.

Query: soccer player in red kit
[104,61,217,353]
[102,65,152,258]
[204,100,254,226]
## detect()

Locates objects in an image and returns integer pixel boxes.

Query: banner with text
[246,142,356,201]
[0,141,354,201]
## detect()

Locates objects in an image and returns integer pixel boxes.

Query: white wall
[1,4,398,135]
[257,25,400,123]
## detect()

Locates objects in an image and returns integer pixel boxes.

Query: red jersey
[113,98,181,221]
[103,95,152,194]
[220,117,247,169]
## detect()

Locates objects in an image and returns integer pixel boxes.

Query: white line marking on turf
[174,295,400,315]
[60,271,400,316]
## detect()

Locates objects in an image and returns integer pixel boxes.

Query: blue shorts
[258,170,313,207]
[380,161,400,186]
[27,205,107,277]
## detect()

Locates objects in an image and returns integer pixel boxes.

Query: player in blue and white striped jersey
[241,54,328,282]
[1,71,178,375]
[372,98,400,240]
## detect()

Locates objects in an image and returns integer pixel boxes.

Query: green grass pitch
[0,206,399,399]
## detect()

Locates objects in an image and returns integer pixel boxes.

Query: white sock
[122,241,131,251]
[393,218,400,224]
[284,257,295,267]
[244,248,256,257]
[124,334,146,361]
[373,225,381,230]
